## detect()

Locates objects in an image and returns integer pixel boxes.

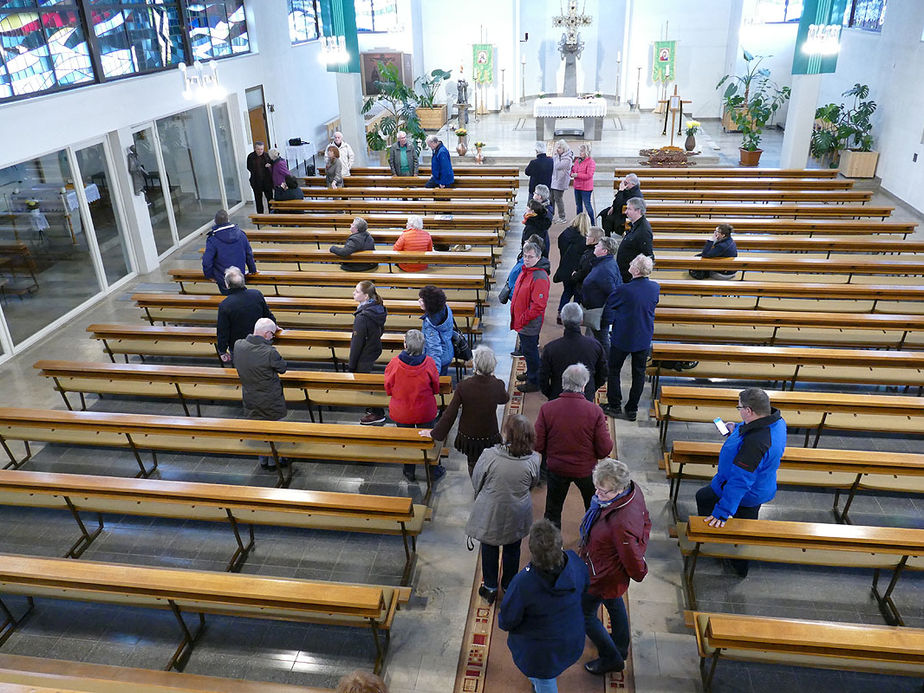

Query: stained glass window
[844,0,886,32]
[186,0,248,61]
[355,0,398,33]
[288,0,320,44]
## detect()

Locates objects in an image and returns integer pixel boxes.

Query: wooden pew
[653,234,924,257]
[649,342,924,393]
[688,611,924,692]
[34,360,453,421]
[679,518,924,623]
[0,554,409,674]
[0,469,427,582]
[299,186,514,201]
[268,198,512,217]
[245,227,503,248]
[612,167,840,178]
[645,217,916,237]
[250,212,506,233]
[0,653,330,693]
[620,177,855,190]
[637,203,891,219]
[300,175,518,191]
[663,440,924,525]
[654,385,924,449]
[643,190,872,204]
[323,165,520,177]
[0,408,440,497]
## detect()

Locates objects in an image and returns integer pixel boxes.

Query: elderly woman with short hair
[601,172,643,237]
[393,214,433,272]
[499,519,588,693]
[425,346,509,475]
[550,139,574,223]
[579,458,651,676]
[571,143,596,221]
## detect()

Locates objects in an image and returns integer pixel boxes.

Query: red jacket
[571,156,596,191]
[384,353,440,424]
[534,392,613,477]
[393,227,433,272]
[579,482,650,599]
[510,264,550,332]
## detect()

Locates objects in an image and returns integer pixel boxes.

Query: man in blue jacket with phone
[696,387,786,577]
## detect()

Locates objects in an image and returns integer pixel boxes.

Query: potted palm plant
[415,68,452,130]
[717,51,790,166]
[810,84,878,177]
[361,61,426,164]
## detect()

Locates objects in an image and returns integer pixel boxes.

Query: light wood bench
[645,217,916,237]
[0,469,427,582]
[300,175,518,191]
[324,165,520,177]
[613,167,840,178]
[250,212,506,233]
[0,408,441,497]
[34,360,452,421]
[654,385,924,449]
[664,440,924,525]
[653,233,924,257]
[269,198,512,217]
[688,611,924,692]
[644,190,873,204]
[636,203,892,219]
[0,554,410,674]
[623,177,855,190]
[246,227,503,248]
[299,186,514,201]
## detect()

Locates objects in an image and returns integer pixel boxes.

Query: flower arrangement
[474,141,485,148]
[455,128,468,138]
[685,120,701,136]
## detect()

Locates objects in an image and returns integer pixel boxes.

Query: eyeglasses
[736,405,748,410]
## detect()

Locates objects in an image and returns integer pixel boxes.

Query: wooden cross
[553,0,592,47]
[658,84,692,144]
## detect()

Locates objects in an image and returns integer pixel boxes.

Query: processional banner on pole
[472,44,494,84]
[651,40,676,83]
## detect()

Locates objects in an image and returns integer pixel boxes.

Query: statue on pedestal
[553,0,593,97]
[456,64,470,127]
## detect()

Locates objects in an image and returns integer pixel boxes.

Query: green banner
[792,0,848,75]
[652,40,676,83]
[319,0,360,74]
[473,44,494,84]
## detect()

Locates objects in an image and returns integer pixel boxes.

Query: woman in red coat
[384,328,445,482]
[510,242,550,392]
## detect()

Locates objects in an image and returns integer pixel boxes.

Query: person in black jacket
[571,225,604,303]
[522,199,552,257]
[216,267,275,363]
[616,198,654,283]
[350,280,388,424]
[273,174,305,203]
[539,303,606,401]
[600,173,643,237]
[525,143,553,197]
[245,141,272,214]
[690,223,738,280]
[330,217,379,272]
[554,212,590,318]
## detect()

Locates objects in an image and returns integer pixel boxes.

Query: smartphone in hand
[713,417,730,436]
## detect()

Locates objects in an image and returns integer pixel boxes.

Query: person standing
[202,209,256,295]
[467,414,541,603]
[417,285,455,377]
[330,217,378,272]
[695,387,786,577]
[267,148,291,199]
[580,235,621,353]
[510,242,549,394]
[388,131,419,176]
[553,212,590,316]
[498,519,588,693]
[602,254,660,422]
[245,141,272,214]
[325,145,344,189]
[521,198,552,258]
[616,198,654,283]
[424,135,454,188]
[393,214,433,271]
[233,318,287,470]
[571,143,596,222]
[600,173,643,237]
[332,131,355,176]
[579,458,651,676]
[571,225,604,303]
[525,142,553,198]
[550,139,574,223]
[216,266,275,363]
[539,303,606,402]
[349,281,388,425]
[535,364,613,528]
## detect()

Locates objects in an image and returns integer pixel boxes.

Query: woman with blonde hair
[553,211,590,318]
[570,143,596,222]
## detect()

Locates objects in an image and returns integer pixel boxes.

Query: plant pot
[417,104,448,130]
[456,138,468,157]
[684,135,696,152]
[838,149,879,178]
[738,148,762,167]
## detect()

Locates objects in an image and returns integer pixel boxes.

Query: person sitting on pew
[393,214,433,271]
[690,223,738,280]
[695,387,787,577]
[425,135,454,188]
[273,174,305,203]
[599,173,643,237]
[384,329,446,482]
[202,209,257,295]
[216,266,275,363]
[330,217,378,272]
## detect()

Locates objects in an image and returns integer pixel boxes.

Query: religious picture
[472,44,494,84]
[360,52,410,95]
[652,40,676,83]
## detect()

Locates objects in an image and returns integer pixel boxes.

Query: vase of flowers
[684,121,700,151]
[474,141,485,164]
[455,128,468,156]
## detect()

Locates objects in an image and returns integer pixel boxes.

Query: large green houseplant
[361,61,426,157]
[810,83,878,177]
[716,50,791,166]
[415,67,451,130]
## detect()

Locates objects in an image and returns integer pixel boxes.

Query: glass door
[132,127,177,256]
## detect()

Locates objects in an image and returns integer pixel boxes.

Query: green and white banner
[652,40,676,83]
[792,0,848,75]
[473,44,494,84]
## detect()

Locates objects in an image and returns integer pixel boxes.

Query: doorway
[246,85,269,147]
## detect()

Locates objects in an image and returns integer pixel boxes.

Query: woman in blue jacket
[580,235,621,353]
[418,285,454,375]
[690,223,738,280]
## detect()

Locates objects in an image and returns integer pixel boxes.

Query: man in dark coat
[245,141,272,214]
[233,318,287,470]
[602,254,660,421]
[525,143,553,197]
[202,209,257,295]
[329,217,379,271]
[600,173,643,237]
[216,266,275,363]
[539,302,606,401]
[424,135,454,188]
[616,197,654,283]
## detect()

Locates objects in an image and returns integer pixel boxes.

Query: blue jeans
[574,189,594,222]
[528,677,558,692]
[582,592,629,666]
[695,484,761,576]
[518,331,540,385]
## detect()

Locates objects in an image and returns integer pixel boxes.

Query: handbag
[581,305,604,331]
[498,283,511,304]
[451,320,473,361]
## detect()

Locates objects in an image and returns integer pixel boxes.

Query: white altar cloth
[533,97,607,118]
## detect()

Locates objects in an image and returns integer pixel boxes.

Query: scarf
[579,485,632,546]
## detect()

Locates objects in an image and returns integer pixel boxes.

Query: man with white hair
[216,266,275,363]
[392,214,433,271]
[332,131,355,176]
[602,254,660,422]
[600,173,643,237]
[233,317,287,470]
[388,131,419,176]
[425,135,454,188]
[525,142,553,198]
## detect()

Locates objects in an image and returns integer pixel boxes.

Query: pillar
[335,72,367,167]
[779,73,822,169]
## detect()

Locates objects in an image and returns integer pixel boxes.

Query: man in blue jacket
[602,254,659,421]
[202,209,256,294]
[424,135,454,188]
[696,387,787,576]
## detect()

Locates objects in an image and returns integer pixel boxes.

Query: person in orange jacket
[393,214,433,271]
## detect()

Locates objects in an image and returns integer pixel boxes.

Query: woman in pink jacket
[571,143,596,223]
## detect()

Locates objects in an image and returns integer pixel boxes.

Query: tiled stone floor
[0,107,923,692]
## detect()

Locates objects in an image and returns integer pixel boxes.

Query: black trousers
[695,484,761,576]
[481,540,521,591]
[251,184,272,214]
[607,347,648,414]
[544,470,595,528]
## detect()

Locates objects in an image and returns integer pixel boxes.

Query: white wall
[738,20,797,124]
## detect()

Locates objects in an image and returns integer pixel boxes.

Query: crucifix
[553,0,592,97]
[658,84,691,144]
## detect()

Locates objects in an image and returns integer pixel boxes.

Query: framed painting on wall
[360,52,412,95]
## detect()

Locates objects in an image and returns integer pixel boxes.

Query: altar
[533,97,606,140]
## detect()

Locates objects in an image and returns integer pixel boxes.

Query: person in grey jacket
[467,414,542,604]
[388,131,419,176]
[330,217,378,271]
[550,140,574,223]
[233,317,287,470]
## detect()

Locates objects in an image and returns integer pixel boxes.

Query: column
[779,74,822,169]
[335,73,367,167]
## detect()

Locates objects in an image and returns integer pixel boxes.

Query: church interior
[0,1,923,692]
